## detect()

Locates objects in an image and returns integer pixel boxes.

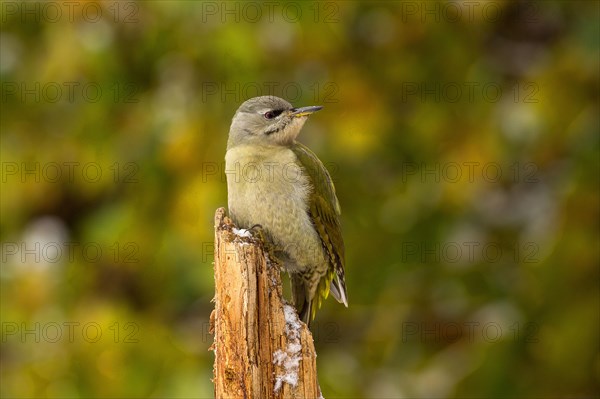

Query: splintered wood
[211,208,322,399]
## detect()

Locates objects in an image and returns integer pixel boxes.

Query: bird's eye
[264,110,282,120]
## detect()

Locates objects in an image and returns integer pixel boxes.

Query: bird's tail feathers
[330,272,348,307]
[291,274,312,326]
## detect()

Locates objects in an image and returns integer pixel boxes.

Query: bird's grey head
[227,96,322,149]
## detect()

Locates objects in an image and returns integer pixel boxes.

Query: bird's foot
[247,225,283,268]
[247,224,267,244]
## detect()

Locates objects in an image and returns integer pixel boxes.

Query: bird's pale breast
[225,144,326,273]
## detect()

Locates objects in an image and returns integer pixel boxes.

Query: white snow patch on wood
[273,304,304,393]
[232,228,253,238]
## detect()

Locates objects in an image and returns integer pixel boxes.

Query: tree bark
[211,207,323,399]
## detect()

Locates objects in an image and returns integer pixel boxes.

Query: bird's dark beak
[290,105,323,118]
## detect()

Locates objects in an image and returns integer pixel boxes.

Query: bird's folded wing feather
[291,142,348,307]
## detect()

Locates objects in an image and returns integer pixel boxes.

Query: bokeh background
[1,1,598,398]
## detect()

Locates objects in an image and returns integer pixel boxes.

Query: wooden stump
[211,208,323,399]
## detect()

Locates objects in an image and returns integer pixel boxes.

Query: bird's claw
[246,225,283,267]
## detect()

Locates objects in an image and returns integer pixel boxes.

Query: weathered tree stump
[211,208,323,399]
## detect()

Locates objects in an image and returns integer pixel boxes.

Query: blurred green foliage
[1,1,598,398]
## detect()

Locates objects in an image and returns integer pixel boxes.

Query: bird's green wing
[291,142,348,317]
